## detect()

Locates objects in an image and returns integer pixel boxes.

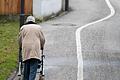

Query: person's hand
[41,47,43,50]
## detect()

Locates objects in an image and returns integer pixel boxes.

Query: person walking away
[19,16,45,80]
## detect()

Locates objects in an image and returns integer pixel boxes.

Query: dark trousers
[23,59,39,80]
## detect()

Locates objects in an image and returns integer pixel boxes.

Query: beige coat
[19,24,45,61]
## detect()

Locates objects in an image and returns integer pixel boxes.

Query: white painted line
[76,0,115,80]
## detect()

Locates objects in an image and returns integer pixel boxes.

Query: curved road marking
[76,0,115,80]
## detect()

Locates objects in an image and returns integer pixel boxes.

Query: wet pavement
[40,0,109,79]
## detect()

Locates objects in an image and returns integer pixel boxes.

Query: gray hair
[26,16,35,23]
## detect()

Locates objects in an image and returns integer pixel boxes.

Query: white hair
[26,16,35,23]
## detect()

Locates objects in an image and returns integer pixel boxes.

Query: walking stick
[18,47,23,77]
[39,50,45,80]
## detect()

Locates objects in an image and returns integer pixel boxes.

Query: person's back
[20,24,45,61]
[19,16,45,80]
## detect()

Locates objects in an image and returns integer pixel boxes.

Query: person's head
[25,16,36,24]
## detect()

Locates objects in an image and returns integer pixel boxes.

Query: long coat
[19,24,45,61]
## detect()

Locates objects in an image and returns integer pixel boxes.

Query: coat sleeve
[18,27,24,48]
[39,29,45,50]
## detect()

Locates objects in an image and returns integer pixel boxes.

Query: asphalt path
[40,0,111,80]
[81,0,120,80]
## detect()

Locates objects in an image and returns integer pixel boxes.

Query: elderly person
[19,16,45,80]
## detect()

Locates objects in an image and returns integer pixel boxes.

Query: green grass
[0,21,19,80]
